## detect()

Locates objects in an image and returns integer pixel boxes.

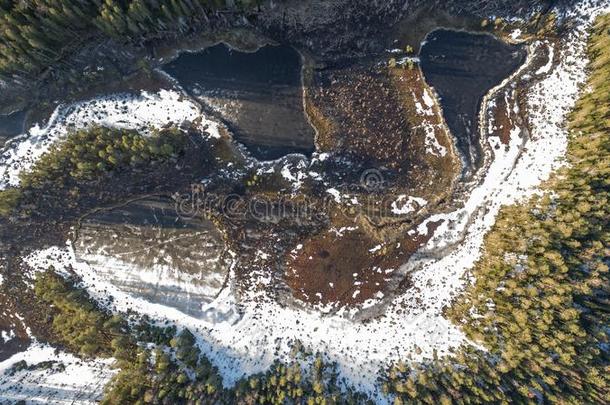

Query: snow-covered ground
[7,0,610,402]
[407,0,609,286]
[0,89,220,189]
[0,343,115,404]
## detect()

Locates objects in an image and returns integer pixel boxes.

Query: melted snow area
[5,1,610,401]
[0,343,114,404]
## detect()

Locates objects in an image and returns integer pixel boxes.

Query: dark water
[164,44,315,160]
[420,29,526,172]
[0,109,26,144]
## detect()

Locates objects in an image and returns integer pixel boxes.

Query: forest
[0,125,189,216]
[0,0,260,81]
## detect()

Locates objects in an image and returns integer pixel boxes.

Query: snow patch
[391,195,428,215]
[510,29,523,40]
[1,330,15,343]
[369,245,382,253]
[0,343,115,404]
[325,188,343,203]
[280,160,308,191]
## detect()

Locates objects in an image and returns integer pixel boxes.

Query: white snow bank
[535,41,555,75]
[391,195,428,215]
[26,244,468,401]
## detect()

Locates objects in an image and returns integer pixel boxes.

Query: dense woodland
[0,0,260,81]
[22,125,187,186]
[0,125,189,216]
